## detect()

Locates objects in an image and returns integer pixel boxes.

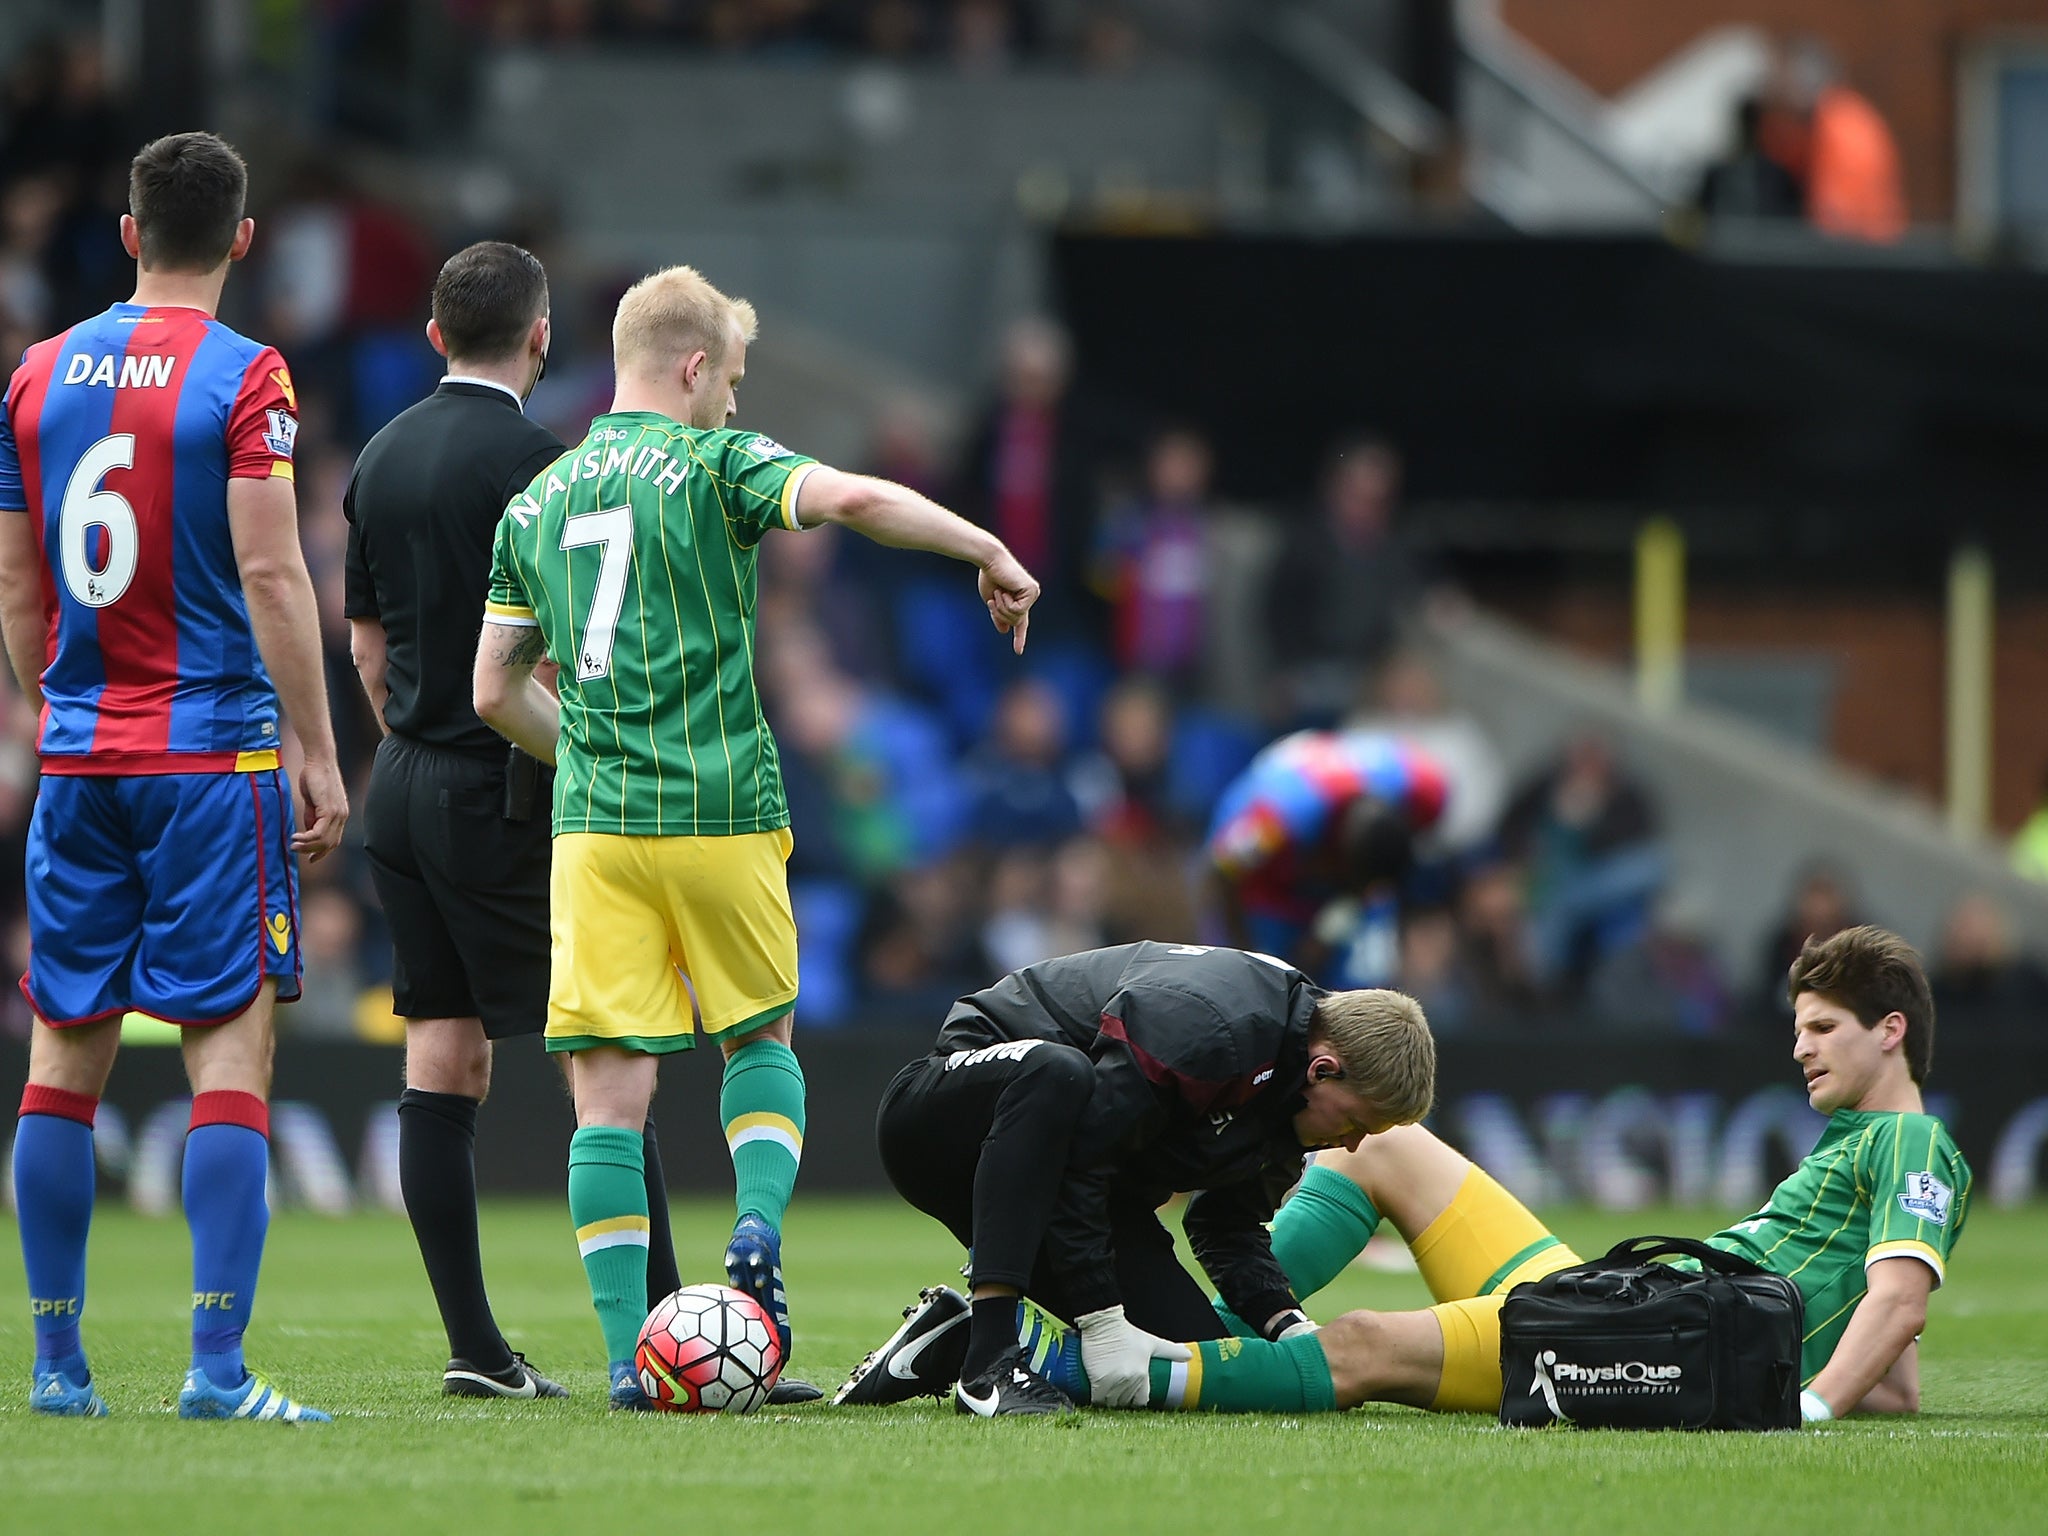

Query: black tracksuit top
[939,941,1321,1325]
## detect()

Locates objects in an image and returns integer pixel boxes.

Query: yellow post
[1635,517,1684,715]
[1947,545,1994,841]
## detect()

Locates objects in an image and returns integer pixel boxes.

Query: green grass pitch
[2,1198,2043,1535]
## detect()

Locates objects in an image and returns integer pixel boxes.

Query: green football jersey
[485,412,817,836]
[1706,1109,1971,1383]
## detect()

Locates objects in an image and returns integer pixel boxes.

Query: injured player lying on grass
[837,925,1968,1423]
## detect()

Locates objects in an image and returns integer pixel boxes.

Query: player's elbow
[472,671,512,730]
[237,554,304,611]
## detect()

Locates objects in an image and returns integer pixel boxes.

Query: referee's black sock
[642,1118,682,1303]
[398,1089,514,1373]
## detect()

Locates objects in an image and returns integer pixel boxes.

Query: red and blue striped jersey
[1205,730,1447,917]
[0,303,299,775]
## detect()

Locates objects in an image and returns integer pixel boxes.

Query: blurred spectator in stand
[1763,36,1906,244]
[981,846,1054,975]
[1589,889,1732,1036]
[951,0,1038,71]
[0,175,61,339]
[953,317,1114,642]
[859,856,994,1014]
[292,887,367,1038]
[1265,436,1423,724]
[2010,766,2048,883]
[1498,731,1663,997]
[1455,860,1540,1021]
[965,676,1083,849]
[1397,904,1471,1035]
[1092,427,1213,695]
[1755,861,1860,1011]
[1929,892,2048,1024]
[262,161,438,438]
[1204,728,1446,977]
[1073,676,1175,844]
[1694,95,1805,226]
[1344,649,1505,860]
[765,622,964,884]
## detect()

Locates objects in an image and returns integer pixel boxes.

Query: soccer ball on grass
[635,1283,784,1413]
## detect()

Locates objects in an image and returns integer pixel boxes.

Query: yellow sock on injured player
[1409,1165,1571,1304]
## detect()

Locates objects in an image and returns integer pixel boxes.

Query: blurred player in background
[1205,729,1447,982]
[0,132,346,1422]
[472,264,1038,1409]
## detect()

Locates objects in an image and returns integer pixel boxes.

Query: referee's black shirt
[343,378,562,755]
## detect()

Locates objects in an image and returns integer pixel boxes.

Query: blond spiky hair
[612,264,759,378]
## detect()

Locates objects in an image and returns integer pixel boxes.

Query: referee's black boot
[443,1352,568,1399]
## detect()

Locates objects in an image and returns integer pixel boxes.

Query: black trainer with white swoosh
[832,1286,971,1406]
[953,1347,1072,1417]
[443,1352,568,1399]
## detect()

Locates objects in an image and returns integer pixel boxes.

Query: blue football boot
[176,1368,331,1423]
[609,1361,659,1413]
[724,1214,791,1359]
[30,1365,108,1418]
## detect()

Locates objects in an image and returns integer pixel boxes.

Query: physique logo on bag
[1898,1171,1953,1226]
[1531,1347,1682,1416]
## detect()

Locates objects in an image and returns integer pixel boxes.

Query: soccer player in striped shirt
[0,132,347,1421]
[1030,925,1970,1418]
[472,265,1037,1408]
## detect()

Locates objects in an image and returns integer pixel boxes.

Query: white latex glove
[1076,1305,1191,1409]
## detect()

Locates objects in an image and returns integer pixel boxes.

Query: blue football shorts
[21,768,302,1027]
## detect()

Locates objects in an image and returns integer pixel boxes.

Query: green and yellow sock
[721,1036,805,1227]
[568,1126,650,1366]
[1147,1334,1337,1414]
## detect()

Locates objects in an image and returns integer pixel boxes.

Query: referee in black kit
[344,242,684,1398]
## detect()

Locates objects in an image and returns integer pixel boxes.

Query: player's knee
[1317,1309,1438,1410]
[1019,1042,1093,1110]
[1315,1311,1385,1407]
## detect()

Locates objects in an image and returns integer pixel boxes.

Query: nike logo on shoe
[887,1309,970,1380]
[445,1367,538,1399]
[956,1382,1001,1417]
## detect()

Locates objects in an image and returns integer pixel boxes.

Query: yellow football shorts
[1415,1165,1583,1412]
[545,828,798,1056]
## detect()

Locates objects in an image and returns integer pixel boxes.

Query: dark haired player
[1,132,345,1421]
[344,241,587,1400]
[994,925,1970,1417]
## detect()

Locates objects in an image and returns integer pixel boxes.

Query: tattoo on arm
[491,627,549,669]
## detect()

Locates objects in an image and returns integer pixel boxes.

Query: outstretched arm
[473,619,558,764]
[793,467,1038,652]
[1806,1256,1931,1418]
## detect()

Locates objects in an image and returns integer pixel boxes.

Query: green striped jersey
[1706,1109,1971,1383]
[485,412,817,836]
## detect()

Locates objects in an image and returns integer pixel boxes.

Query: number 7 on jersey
[560,505,634,681]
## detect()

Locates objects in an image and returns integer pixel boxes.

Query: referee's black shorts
[363,733,550,1039]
